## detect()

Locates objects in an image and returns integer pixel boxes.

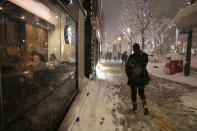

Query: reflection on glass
[0,0,77,128]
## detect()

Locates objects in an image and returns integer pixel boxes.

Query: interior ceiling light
[0,6,3,10]
[21,16,25,19]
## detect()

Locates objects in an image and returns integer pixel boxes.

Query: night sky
[103,0,122,45]
[103,0,186,45]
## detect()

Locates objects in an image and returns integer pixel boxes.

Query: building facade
[83,0,103,79]
[0,0,102,130]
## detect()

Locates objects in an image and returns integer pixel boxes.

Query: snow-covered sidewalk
[58,61,197,131]
[58,62,124,131]
[58,80,117,131]
[147,62,197,87]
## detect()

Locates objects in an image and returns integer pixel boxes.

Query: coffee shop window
[0,0,77,127]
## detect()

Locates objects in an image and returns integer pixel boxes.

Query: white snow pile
[147,62,197,87]
[166,52,183,61]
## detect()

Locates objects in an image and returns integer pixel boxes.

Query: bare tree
[149,16,176,55]
[119,0,138,46]
[119,0,153,51]
[130,0,153,51]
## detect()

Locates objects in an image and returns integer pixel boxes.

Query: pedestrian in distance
[118,52,121,60]
[105,51,109,60]
[109,52,112,61]
[125,43,150,115]
[121,51,128,65]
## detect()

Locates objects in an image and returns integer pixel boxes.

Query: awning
[175,3,197,30]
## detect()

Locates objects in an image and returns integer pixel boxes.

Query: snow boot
[132,102,137,113]
[142,100,149,115]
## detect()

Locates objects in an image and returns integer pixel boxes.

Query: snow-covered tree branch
[119,0,153,51]
[148,16,176,54]
[119,0,138,44]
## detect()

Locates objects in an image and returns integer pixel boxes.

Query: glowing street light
[127,28,131,33]
[118,37,121,41]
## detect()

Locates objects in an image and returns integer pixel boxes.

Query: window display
[0,0,77,128]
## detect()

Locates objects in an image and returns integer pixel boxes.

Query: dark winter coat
[121,53,128,62]
[126,51,150,86]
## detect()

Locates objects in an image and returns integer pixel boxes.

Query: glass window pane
[0,0,77,129]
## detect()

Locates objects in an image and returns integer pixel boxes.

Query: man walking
[126,43,150,115]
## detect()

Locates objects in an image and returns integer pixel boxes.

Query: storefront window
[0,0,77,128]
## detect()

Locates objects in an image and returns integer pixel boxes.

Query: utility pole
[184,0,195,76]
[184,31,193,76]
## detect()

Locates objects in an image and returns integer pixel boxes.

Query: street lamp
[127,28,131,33]
[118,37,121,41]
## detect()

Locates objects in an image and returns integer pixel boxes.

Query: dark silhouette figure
[118,52,121,60]
[109,52,112,61]
[125,43,150,115]
[105,51,109,60]
[121,51,128,65]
